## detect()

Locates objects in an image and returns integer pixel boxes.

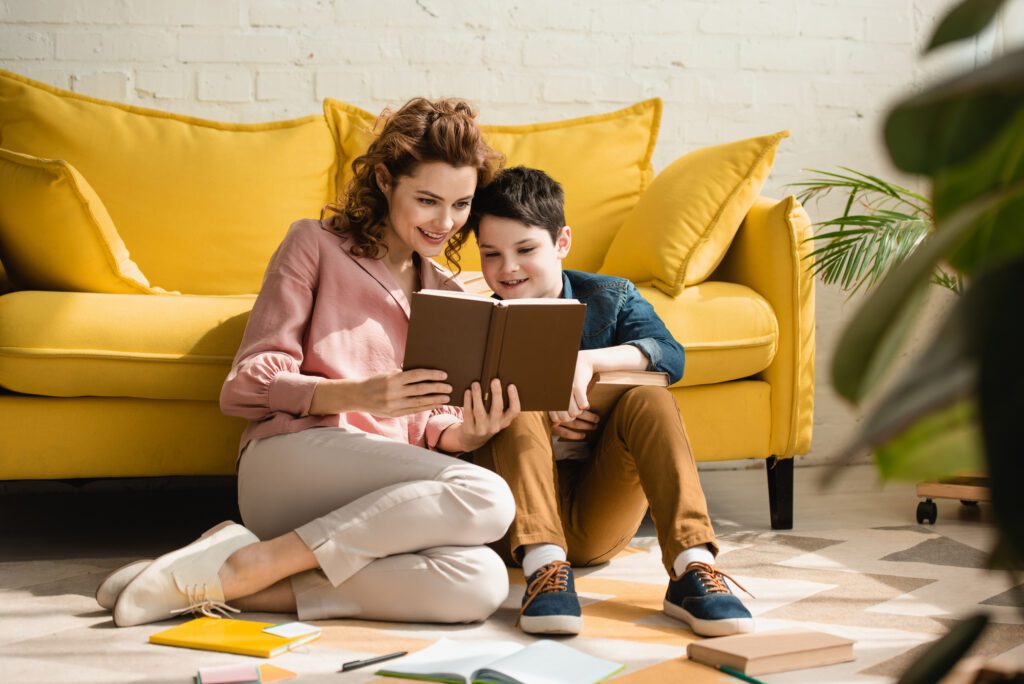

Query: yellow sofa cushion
[322,98,377,196]
[0,290,253,400]
[324,98,661,273]
[0,395,242,479]
[0,148,166,294]
[600,131,788,296]
[0,69,337,295]
[638,282,777,387]
[673,381,772,461]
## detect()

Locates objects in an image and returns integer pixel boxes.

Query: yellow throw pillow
[323,99,662,272]
[0,148,165,294]
[600,131,789,297]
[0,69,337,295]
[322,98,377,196]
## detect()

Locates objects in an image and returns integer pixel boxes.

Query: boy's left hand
[551,410,600,441]
[550,352,595,424]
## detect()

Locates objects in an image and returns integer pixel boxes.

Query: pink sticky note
[196,662,261,684]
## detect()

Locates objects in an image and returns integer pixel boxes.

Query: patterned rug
[3,525,1023,683]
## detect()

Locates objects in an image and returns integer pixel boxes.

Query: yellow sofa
[0,70,814,529]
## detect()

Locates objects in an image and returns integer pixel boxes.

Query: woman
[101,98,520,627]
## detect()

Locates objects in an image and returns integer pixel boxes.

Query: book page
[418,288,493,301]
[475,640,624,684]
[498,297,583,306]
[377,639,522,683]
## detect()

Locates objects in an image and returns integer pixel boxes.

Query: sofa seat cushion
[638,282,778,386]
[0,291,254,400]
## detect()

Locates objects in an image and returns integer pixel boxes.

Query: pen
[339,650,408,672]
[718,664,768,684]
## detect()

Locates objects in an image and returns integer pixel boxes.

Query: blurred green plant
[818,0,1024,680]
[791,168,964,295]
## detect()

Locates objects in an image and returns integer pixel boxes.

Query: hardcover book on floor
[686,629,855,675]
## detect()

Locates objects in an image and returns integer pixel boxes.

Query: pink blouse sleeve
[220,224,322,420]
[425,406,464,450]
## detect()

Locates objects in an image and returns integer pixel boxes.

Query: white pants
[238,427,515,623]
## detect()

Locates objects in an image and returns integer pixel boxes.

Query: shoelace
[170,583,241,619]
[516,560,572,626]
[686,561,755,599]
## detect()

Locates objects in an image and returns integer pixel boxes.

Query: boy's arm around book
[552,278,685,437]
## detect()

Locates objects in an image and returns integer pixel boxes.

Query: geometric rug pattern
[3,526,1022,683]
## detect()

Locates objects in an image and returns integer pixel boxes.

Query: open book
[686,629,855,676]
[403,290,586,411]
[376,638,623,684]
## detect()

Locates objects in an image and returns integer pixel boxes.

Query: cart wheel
[960,500,979,507]
[917,499,938,524]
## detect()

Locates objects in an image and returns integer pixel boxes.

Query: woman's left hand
[445,379,521,453]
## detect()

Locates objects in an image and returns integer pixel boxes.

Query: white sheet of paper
[262,622,321,639]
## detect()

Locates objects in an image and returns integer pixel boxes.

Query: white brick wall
[0,0,976,466]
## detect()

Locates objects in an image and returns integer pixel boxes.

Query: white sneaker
[96,521,236,611]
[113,521,258,627]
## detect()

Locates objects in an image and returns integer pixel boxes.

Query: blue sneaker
[664,562,754,636]
[517,560,582,635]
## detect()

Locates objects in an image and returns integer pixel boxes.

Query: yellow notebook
[150,617,320,658]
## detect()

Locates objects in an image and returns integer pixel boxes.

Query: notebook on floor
[376,637,623,684]
[150,617,320,658]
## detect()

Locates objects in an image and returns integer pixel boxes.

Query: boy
[465,167,753,637]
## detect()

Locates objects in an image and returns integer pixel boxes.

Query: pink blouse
[220,219,464,457]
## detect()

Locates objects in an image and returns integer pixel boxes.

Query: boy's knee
[621,384,674,408]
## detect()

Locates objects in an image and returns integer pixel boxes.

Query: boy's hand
[447,379,521,453]
[551,410,600,441]
[550,351,595,423]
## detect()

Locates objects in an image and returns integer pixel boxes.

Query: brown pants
[470,385,718,577]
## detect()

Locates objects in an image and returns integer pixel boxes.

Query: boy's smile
[477,216,571,300]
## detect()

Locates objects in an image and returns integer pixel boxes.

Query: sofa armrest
[709,195,815,457]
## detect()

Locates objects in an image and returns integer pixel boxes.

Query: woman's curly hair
[321,97,503,274]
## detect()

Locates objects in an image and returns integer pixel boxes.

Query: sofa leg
[766,456,794,530]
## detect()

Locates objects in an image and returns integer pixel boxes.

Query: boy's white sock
[672,544,716,577]
[521,543,567,578]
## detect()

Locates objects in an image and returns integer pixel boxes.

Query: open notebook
[376,638,624,684]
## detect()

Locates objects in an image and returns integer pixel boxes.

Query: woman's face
[378,161,478,259]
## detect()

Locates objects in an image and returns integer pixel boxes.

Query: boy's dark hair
[467,166,565,242]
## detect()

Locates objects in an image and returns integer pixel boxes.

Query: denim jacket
[562,270,685,383]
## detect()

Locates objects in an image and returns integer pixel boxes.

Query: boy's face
[477,215,570,299]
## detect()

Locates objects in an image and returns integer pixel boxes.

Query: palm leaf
[789,168,940,295]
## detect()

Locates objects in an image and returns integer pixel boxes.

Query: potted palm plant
[791,168,962,296]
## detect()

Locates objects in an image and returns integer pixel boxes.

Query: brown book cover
[586,370,671,417]
[403,290,586,411]
[686,629,855,676]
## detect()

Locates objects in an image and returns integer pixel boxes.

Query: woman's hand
[311,369,451,417]
[549,351,595,424]
[551,410,600,441]
[441,379,521,453]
